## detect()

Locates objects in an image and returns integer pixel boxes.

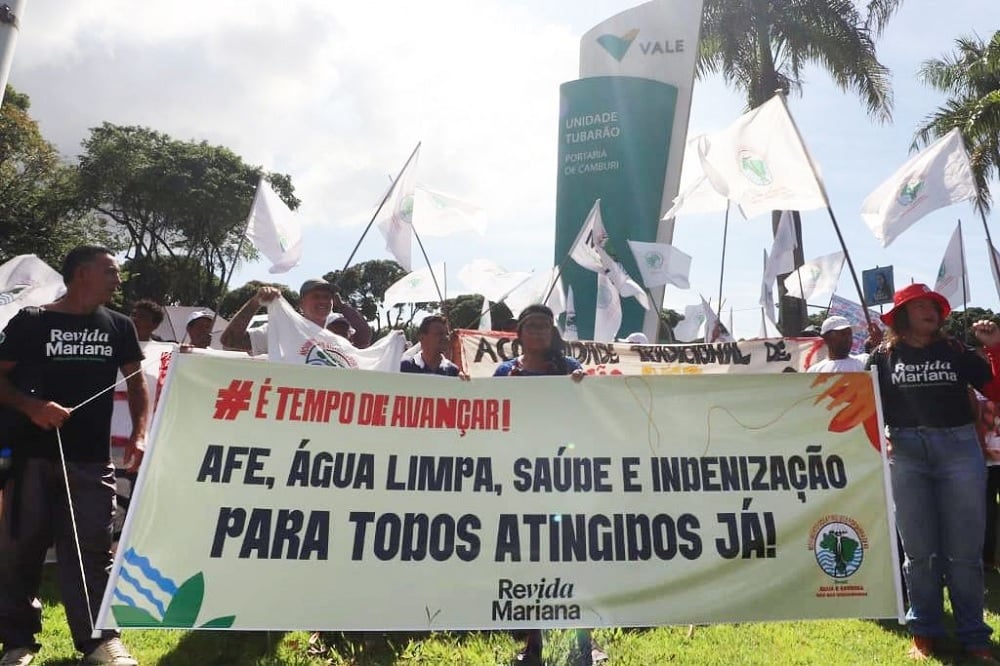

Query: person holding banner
[400,315,462,377]
[492,305,601,665]
[868,283,1000,662]
[0,246,148,666]
[221,279,371,353]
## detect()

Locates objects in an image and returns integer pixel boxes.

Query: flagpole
[204,176,265,341]
[958,219,969,311]
[340,141,422,273]
[716,201,730,316]
[774,93,871,330]
[980,208,1000,301]
[413,226,445,304]
[459,273,534,330]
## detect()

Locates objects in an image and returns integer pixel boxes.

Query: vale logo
[596,29,639,62]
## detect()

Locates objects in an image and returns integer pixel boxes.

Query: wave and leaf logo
[810,518,865,579]
[0,284,29,307]
[596,29,639,62]
[111,549,235,628]
[897,179,923,206]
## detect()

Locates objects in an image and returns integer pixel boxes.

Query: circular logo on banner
[738,150,772,186]
[304,342,356,368]
[811,517,865,579]
[400,194,415,224]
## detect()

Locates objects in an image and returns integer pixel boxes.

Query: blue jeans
[889,424,992,649]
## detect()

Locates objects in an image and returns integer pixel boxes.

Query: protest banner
[456,330,826,378]
[99,354,899,631]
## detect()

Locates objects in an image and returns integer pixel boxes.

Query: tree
[440,294,513,332]
[915,31,1000,215]
[218,280,297,318]
[944,306,998,345]
[324,260,408,332]
[698,0,901,336]
[0,86,117,265]
[75,123,299,305]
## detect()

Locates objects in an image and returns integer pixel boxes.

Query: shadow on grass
[157,630,286,666]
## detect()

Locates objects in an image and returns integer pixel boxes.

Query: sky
[7,0,1000,338]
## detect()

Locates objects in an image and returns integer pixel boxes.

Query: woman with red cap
[868,283,1000,662]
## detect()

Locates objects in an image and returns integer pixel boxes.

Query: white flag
[245,178,302,274]
[569,199,606,272]
[563,286,578,341]
[603,260,650,310]
[782,251,845,301]
[661,134,730,219]
[593,272,622,343]
[505,267,565,319]
[626,240,692,289]
[861,128,977,247]
[266,298,405,372]
[698,95,828,220]
[382,263,445,306]
[479,299,492,331]
[376,145,420,270]
[568,199,649,308]
[457,259,532,303]
[412,185,488,237]
[763,211,798,283]
[0,254,66,331]
[702,295,722,343]
[934,223,968,308]
[759,249,780,337]
[672,303,707,342]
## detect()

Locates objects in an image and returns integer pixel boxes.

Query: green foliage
[915,31,1000,214]
[440,294,513,332]
[75,123,298,305]
[324,259,408,330]
[218,280,297,318]
[0,86,117,266]
[697,3,900,336]
[944,306,998,345]
[657,308,683,343]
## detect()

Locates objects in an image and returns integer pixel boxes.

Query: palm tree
[697,0,902,335]
[915,31,1000,215]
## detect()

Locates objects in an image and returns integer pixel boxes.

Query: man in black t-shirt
[0,246,148,666]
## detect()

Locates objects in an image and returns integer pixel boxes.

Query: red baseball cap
[880,283,951,329]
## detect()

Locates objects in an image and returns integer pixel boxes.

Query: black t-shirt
[0,306,143,462]
[867,339,991,428]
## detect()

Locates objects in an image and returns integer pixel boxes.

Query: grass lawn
[23,568,1000,665]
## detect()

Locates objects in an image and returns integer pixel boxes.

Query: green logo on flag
[897,180,923,206]
[400,194,415,224]
[596,29,639,62]
[739,150,772,186]
[644,251,664,270]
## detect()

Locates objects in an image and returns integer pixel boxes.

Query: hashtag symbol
[213,380,254,420]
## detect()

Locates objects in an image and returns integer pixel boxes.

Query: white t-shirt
[248,323,268,356]
[807,355,868,373]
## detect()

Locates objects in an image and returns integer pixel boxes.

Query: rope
[53,365,147,635]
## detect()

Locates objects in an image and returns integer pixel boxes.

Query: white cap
[186,310,213,327]
[820,315,852,336]
[326,312,355,336]
[618,332,650,345]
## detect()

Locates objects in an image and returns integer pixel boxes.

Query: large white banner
[456,330,827,378]
[99,355,899,631]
